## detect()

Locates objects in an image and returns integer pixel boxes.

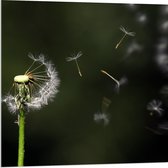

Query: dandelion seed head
[3,54,60,113]
[120,26,136,36]
[26,54,60,110]
[147,100,164,116]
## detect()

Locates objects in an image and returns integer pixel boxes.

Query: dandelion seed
[115,26,135,49]
[101,69,123,93]
[114,76,128,93]
[66,51,83,77]
[94,112,110,126]
[147,99,164,117]
[3,53,60,113]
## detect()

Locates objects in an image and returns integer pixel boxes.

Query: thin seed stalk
[75,59,82,77]
[115,33,127,49]
[18,108,25,166]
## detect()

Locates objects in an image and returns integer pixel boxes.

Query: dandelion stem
[75,59,82,77]
[115,33,127,49]
[18,108,25,166]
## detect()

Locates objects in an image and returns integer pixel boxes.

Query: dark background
[2,1,168,166]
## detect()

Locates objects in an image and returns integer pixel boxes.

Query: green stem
[18,109,25,166]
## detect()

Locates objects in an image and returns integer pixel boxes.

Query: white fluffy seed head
[26,54,60,111]
[3,54,60,113]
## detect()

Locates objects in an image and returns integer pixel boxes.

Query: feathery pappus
[3,53,60,113]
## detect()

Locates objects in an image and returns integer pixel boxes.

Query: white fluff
[3,54,60,113]
[26,54,60,110]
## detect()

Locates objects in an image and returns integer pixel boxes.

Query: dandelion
[115,26,135,49]
[4,53,60,112]
[66,51,83,77]
[3,53,60,166]
[147,99,164,117]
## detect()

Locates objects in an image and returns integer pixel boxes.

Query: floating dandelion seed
[101,70,119,88]
[3,53,60,113]
[66,51,83,77]
[147,100,164,117]
[94,112,110,126]
[114,76,128,93]
[115,26,135,49]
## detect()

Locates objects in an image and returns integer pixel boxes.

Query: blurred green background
[2,1,168,166]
